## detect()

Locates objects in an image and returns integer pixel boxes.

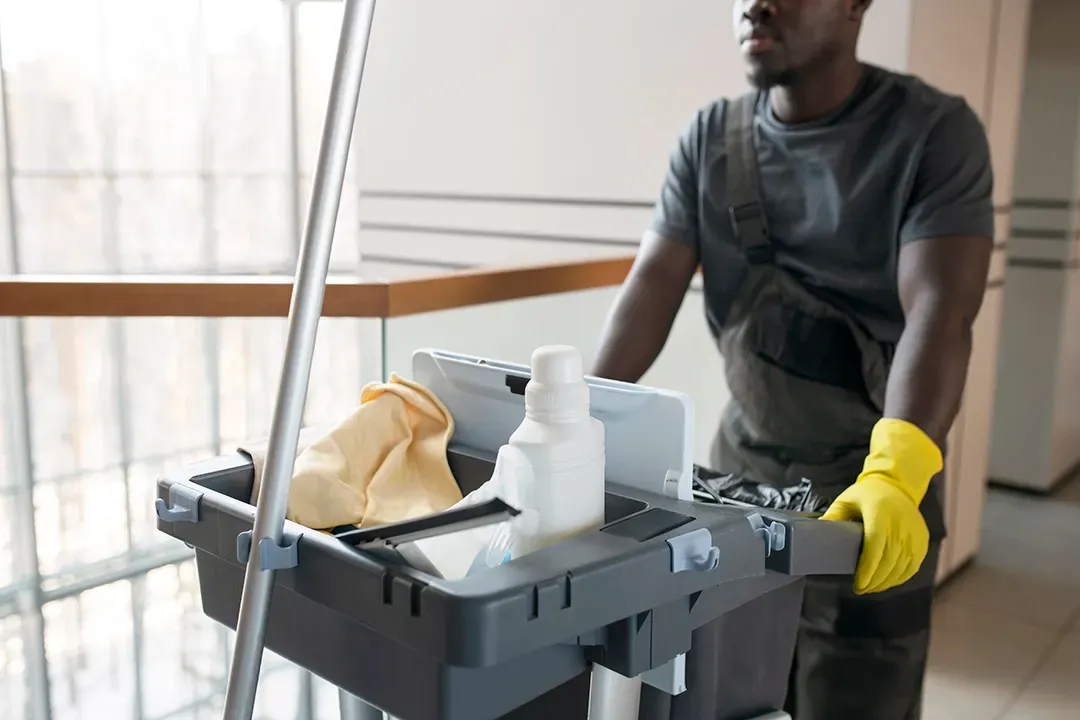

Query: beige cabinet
[938,281,1007,583]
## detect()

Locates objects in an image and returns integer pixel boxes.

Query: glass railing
[1,256,726,720]
[2,311,385,720]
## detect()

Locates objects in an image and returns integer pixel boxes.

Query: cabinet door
[951,285,1007,570]
[937,420,965,584]
[935,283,1007,583]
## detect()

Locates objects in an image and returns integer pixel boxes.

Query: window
[0,2,368,717]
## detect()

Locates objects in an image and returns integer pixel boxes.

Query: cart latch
[747,513,787,558]
[666,528,720,573]
[236,530,302,571]
[155,484,204,524]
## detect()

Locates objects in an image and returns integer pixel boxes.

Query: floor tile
[922,602,1057,719]
[977,490,1080,588]
[977,531,1080,587]
[982,490,1080,546]
[938,562,1080,630]
[1001,631,1080,720]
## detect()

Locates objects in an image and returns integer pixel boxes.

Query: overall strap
[725,92,773,264]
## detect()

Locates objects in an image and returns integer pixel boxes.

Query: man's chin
[746,62,795,90]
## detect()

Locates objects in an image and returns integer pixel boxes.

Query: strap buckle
[728,203,773,264]
[745,244,775,264]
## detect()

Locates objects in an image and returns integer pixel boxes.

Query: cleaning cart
[153,2,864,718]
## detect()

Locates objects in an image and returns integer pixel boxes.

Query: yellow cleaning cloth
[244,374,463,530]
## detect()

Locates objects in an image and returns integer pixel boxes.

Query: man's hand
[822,418,943,594]
[822,477,930,594]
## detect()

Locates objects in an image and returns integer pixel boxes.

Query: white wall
[354,0,738,199]
[352,0,910,200]
[345,0,916,274]
[992,0,1080,491]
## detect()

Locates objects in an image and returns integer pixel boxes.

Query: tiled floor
[924,474,1080,719]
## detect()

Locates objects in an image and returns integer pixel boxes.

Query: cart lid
[411,349,694,500]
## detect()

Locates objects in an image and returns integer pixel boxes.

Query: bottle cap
[531,345,583,384]
[525,345,590,421]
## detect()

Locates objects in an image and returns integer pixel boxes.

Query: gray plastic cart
[153,2,864,718]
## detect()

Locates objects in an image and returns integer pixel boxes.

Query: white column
[992,0,1080,492]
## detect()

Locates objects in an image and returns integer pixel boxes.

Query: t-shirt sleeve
[900,100,995,245]
[648,111,704,252]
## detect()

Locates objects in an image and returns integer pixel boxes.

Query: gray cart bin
[156,447,860,720]
[155,350,861,720]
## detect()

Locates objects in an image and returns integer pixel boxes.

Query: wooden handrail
[0,275,389,318]
[0,257,635,319]
[384,257,633,316]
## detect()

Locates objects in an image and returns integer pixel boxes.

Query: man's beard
[747,63,797,89]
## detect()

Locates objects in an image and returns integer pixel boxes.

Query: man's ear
[850,0,873,21]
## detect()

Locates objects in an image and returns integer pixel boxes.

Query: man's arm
[821,101,994,594]
[885,101,995,446]
[828,236,989,595]
[592,232,698,383]
[886,236,991,445]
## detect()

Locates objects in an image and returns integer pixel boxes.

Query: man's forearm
[883,308,975,447]
[591,233,698,383]
[591,278,681,383]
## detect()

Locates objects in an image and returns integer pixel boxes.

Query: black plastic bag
[692,465,832,514]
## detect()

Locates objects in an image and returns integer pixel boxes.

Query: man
[592,1,993,718]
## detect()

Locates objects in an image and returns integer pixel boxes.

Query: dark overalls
[689,93,945,720]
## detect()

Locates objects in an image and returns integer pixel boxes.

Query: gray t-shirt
[650,64,995,345]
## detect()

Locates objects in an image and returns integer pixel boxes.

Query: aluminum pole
[338,690,386,720]
[222,1,378,717]
[588,665,642,720]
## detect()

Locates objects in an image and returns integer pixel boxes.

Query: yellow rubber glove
[821,418,943,595]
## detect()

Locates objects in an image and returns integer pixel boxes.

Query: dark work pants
[784,542,941,720]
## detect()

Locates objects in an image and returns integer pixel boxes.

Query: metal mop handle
[221,1,379,717]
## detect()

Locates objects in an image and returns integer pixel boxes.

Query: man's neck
[768,58,865,125]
